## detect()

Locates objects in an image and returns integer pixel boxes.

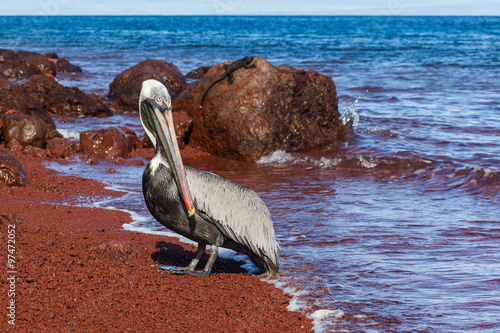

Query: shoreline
[0,148,313,332]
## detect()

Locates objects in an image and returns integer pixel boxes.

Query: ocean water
[2,16,500,332]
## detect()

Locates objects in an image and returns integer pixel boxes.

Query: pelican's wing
[185,166,279,269]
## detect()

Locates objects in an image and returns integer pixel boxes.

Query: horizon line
[1,14,499,17]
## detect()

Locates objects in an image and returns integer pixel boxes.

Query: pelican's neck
[149,144,170,176]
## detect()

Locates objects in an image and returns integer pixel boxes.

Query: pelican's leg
[191,245,218,277]
[186,243,206,271]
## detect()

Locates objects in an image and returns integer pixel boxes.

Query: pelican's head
[139,79,195,217]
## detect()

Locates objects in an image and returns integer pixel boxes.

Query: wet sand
[0,148,313,332]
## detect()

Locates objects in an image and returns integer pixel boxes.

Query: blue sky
[1,0,499,16]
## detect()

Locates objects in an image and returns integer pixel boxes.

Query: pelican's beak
[140,97,195,217]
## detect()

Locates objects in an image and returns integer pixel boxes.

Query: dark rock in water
[127,159,145,167]
[0,76,58,139]
[0,50,56,80]
[0,150,29,187]
[108,59,186,111]
[56,57,82,73]
[2,113,47,148]
[87,94,120,114]
[21,75,112,117]
[23,54,57,77]
[185,66,212,79]
[174,57,344,161]
[80,127,137,159]
[84,156,99,165]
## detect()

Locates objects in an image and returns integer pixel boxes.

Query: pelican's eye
[155,95,162,104]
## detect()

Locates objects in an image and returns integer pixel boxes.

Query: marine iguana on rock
[200,56,255,108]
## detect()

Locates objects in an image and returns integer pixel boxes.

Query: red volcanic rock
[174,57,344,161]
[56,57,82,73]
[0,76,57,139]
[2,113,47,148]
[80,127,137,159]
[21,74,112,117]
[108,59,187,111]
[0,150,28,186]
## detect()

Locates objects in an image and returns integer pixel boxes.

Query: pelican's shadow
[151,241,248,275]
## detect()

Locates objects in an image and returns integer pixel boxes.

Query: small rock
[24,145,49,158]
[56,57,82,73]
[6,138,23,152]
[84,156,99,165]
[2,112,47,148]
[80,127,137,159]
[100,239,139,259]
[106,250,125,261]
[46,137,70,158]
[114,157,125,165]
[40,311,55,320]
[107,168,116,174]
[127,159,145,167]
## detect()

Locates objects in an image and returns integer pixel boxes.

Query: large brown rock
[174,58,344,161]
[80,127,137,159]
[21,75,112,117]
[0,76,58,139]
[0,150,29,187]
[108,59,186,111]
[2,113,47,148]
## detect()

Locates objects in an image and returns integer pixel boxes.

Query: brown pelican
[139,79,280,276]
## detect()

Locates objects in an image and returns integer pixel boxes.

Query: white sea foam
[58,129,80,140]
[257,150,298,164]
[308,309,345,333]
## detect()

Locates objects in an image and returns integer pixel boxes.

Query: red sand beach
[0,148,313,332]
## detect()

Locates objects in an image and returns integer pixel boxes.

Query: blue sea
[2,16,499,332]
